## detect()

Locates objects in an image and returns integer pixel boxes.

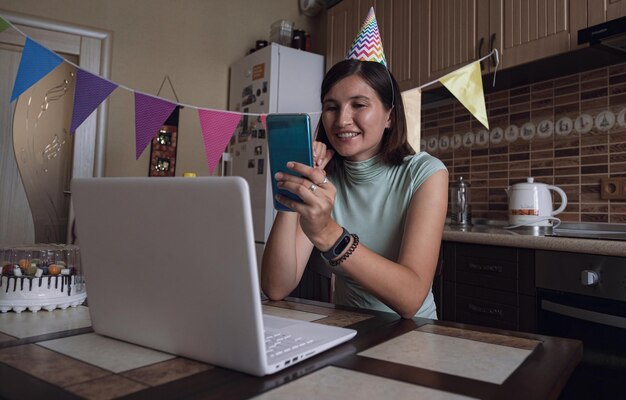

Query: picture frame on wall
[149,106,180,177]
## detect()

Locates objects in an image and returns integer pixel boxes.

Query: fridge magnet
[252,129,258,138]
[258,129,266,139]
[239,113,250,142]
[257,158,264,175]
[241,85,256,106]
[254,145,263,155]
[248,159,256,168]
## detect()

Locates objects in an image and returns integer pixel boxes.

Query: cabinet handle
[468,262,503,273]
[489,33,497,67]
[468,303,504,317]
[477,37,485,70]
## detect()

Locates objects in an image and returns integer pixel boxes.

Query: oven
[535,250,626,399]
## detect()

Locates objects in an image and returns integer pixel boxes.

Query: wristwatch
[319,227,352,262]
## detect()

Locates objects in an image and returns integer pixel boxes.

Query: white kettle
[505,177,567,227]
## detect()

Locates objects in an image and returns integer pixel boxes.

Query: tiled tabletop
[0,299,581,400]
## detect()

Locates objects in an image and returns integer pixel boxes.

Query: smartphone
[266,113,313,212]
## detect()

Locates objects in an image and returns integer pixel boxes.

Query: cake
[0,244,87,313]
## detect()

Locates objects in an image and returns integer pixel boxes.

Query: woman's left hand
[274,161,336,244]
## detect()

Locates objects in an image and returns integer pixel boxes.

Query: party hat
[346,7,387,67]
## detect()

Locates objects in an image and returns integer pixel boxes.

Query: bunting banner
[11,37,63,102]
[1,12,494,173]
[401,89,421,152]
[134,93,177,159]
[0,16,10,33]
[71,69,118,133]
[438,61,489,130]
[198,109,242,173]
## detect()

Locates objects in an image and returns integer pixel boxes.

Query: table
[0,298,581,399]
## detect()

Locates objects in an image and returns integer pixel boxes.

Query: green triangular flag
[0,16,11,34]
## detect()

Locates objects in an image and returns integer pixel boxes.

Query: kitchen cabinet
[327,0,626,89]
[419,0,577,82]
[438,241,537,332]
[326,0,359,70]
[325,0,419,91]
[586,0,626,27]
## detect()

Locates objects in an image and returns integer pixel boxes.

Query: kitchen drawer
[456,294,518,331]
[454,284,536,332]
[456,254,518,292]
[446,243,535,294]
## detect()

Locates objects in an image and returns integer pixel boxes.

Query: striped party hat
[346,7,387,67]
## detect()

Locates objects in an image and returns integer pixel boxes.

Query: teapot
[505,177,567,227]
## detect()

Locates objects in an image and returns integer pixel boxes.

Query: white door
[0,13,111,244]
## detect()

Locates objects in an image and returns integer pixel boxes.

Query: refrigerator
[225,44,324,269]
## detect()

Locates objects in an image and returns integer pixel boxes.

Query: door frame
[1,9,112,242]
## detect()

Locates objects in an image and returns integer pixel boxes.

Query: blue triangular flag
[11,37,63,102]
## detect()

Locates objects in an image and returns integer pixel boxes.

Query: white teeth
[337,132,359,138]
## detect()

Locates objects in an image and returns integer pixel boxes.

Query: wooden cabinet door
[356,0,418,91]
[419,0,491,83]
[490,0,572,69]
[586,0,626,26]
[326,0,359,71]
[389,0,417,91]
[326,0,419,91]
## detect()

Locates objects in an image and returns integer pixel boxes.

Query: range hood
[578,16,626,53]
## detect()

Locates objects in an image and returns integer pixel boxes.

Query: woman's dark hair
[316,59,414,171]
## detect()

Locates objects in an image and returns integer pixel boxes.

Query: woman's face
[321,75,392,162]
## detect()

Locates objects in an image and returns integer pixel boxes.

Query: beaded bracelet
[329,234,359,266]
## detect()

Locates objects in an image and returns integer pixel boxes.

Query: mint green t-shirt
[311,152,447,319]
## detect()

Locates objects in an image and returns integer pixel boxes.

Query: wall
[422,62,626,224]
[0,0,322,176]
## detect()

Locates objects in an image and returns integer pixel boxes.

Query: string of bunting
[0,14,497,174]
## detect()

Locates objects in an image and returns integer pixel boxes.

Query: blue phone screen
[266,114,313,212]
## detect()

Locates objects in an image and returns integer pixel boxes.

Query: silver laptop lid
[72,177,267,375]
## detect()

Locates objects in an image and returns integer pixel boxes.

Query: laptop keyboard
[264,331,315,358]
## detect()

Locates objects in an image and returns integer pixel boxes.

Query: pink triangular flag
[134,93,177,159]
[198,109,241,173]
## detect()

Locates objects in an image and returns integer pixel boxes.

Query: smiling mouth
[336,132,360,138]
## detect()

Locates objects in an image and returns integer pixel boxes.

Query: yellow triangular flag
[439,61,489,130]
[0,16,10,34]
[401,89,421,152]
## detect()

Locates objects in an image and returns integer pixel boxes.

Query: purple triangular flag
[134,93,177,159]
[11,37,63,102]
[71,69,118,133]
[198,109,241,173]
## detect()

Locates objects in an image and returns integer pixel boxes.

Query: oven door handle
[541,300,626,329]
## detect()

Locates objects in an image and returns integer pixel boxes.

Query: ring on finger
[308,183,318,193]
[317,177,328,185]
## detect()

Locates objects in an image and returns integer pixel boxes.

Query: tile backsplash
[421,62,626,224]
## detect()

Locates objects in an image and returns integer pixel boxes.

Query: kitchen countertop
[0,299,582,400]
[443,222,626,257]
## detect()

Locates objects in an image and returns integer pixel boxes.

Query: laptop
[71,176,356,376]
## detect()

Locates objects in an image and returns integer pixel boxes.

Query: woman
[261,59,448,319]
